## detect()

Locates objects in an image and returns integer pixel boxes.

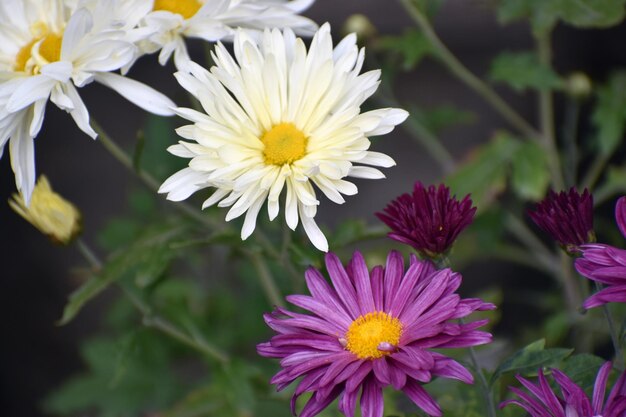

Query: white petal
[94,72,176,116]
[6,76,55,112]
[241,193,266,240]
[348,166,386,179]
[9,122,35,205]
[159,167,208,201]
[63,83,96,139]
[299,204,328,252]
[40,61,73,82]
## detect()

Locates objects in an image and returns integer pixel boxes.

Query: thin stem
[562,100,580,187]
[74,238,229,363]
[467,343,497,417]
[255,229,302,284]
[596,282,625,370]
[504,213,560,276]
[559,253,583,318]
[248,251,285,308]
[397,0,540,140]
[582,153,612,191]
[537,34,565,190]
[91,119,225,231]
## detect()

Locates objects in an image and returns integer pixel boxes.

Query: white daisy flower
[139,0,318,70]
[0,0,175,203]
[159,24,408,251]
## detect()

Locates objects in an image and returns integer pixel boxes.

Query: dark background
[2,0,626,416]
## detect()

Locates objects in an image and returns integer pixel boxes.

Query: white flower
[159,24,408,251]
[0,0,175,203]
[139,0,318,70]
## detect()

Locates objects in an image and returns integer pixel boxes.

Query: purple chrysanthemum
[528,188,594,254]
[576,196,626,309]
[257,250,494,417]
[500,362,626,417]
[375,182,476,258]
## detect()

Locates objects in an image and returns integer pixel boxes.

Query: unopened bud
[343,14,377,42]
[9,175,82,245]
[566,72,592,100]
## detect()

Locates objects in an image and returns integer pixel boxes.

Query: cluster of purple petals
[257,250,494,417]
[376,182,476,257]
[576,196,626,309]
[501,362,626,417]
[528,188,594,252]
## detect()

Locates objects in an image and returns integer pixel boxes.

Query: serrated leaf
[490,339,573,385]
[511,141,550,201]
[490,51,563,92]
[592,72,626,155]
[447,132,521,211]
[59,225,186,325]
[411,104,476,135]
[561,354,605,394]
[377,29,433,71]
[498,0,626,36]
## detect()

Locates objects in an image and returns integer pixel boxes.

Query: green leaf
[59,225,187,325]
[511,141,550,201]
[490,51,563,92]
[561,354,605,394]
[446,132,521,211]
[411,104,476,135]
[557,0,626,28]
[377,29,433,71]
[490,339,573,385]
[592,71,626,155]
[498,0,626,36]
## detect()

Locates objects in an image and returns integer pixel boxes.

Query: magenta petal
[616,196,626,238]
[372,358,391,385]
[387,362,408,389]
[325,252,360,318]
[360,377,384,417]
[431,355,473,384]
[592,362,612,413]
[317,353,358,386]
[305,267,353,319]
[388,259,429,317]
[286,294,351,329]
[371,266,384,311]
[383,250,404,310]
[399,269,451,324]
[403,379,442,417]
[350,251,376,314]
[299,385,342,417]
[345,360,373,392]
[339,388,358,417]
[584,285,626,309]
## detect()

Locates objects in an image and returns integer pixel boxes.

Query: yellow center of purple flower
[261,123,308,166]
[15,28,63,73]
[345,311,402,359]
[153,0,202,19]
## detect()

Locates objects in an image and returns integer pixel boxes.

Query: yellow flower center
[261,123,308,166]
[345,312,402,360]
[153,0,202,19]
[15,30,63,73]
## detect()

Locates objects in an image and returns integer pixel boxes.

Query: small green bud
[343,14,377,42]
[565,72,592,100]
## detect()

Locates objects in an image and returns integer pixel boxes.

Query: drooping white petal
[94,72,176,116]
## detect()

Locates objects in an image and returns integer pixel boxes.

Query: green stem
[91,119,225,231]
[467,343,497,417]
[397,0,540,140]
[582,153,612,191]
[562,100,580,187]
[74,238,229,363]
[595,282,625,370]
[537,34,565,190]
[247,251,285,308]
[504,213,560,276]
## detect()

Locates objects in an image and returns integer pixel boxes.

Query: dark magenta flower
[376,182,476,258]
[500,362,626,417]
[576,196,626,309]
[257,250,494,417]
[528,188,594,254]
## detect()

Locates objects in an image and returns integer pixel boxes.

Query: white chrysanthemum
[159,24,408,251]
[0,0,175,203]
[139,0,317,70]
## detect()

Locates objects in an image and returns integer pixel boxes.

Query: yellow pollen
[261,123,308,166]
[345,312,402,360]
[153,0,203,19]
[15,31,63,72]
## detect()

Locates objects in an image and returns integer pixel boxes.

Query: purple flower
[528,188,594,254]
[257,250,494,417]
[576,196,626,309]
[500,362,626,417]
[376,182,476,258]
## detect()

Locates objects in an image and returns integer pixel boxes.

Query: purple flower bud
[528,188,594,254]
[376,182,476,259]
